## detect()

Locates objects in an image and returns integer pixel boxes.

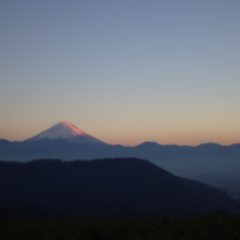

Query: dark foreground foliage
[1,215,240,240]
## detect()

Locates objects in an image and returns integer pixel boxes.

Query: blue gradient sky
[1,0,240,145]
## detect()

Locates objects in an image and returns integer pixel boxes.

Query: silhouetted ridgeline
[0,158,239,219]
[1,123,240,202]
[1,140,240,183]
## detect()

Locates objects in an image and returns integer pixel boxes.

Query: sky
[0,0,240,145]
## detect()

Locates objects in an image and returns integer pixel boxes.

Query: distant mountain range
[0,158,238,218]
[1,121,240,198]
[1,121,240,162]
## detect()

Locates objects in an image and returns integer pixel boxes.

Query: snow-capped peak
[52,121,87,137]
[26,121,103,144]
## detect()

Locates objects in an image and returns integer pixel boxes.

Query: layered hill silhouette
[0,158,238,218]
[1,121,240,199]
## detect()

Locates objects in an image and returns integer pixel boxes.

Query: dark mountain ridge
[0,158,238,218]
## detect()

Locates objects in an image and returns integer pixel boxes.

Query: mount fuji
[0,121,111,160]
[26,121,104,144]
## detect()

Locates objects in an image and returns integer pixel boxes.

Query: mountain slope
[0,158,238,218]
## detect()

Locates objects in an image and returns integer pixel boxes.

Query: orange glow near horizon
[1,1,240,149]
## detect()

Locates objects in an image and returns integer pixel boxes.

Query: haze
[1,0,240,145]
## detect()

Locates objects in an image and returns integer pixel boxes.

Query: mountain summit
[26,121,104,144]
